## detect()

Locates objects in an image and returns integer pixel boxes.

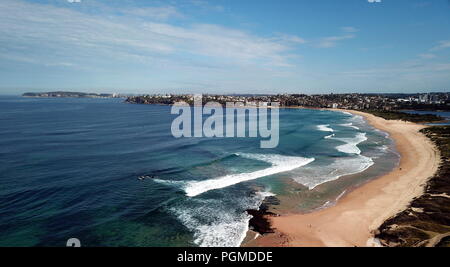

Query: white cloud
[330,59,450,92]
[341,26,359,33]
[316,27,357,48]
[120,6,184,21]
[430,40,450,51]
[317,34,355,48]
[274,34,306,44]
[339,60,450,79]
[188,0,225,12]
[419,53,436,59]
[0,0,303,70]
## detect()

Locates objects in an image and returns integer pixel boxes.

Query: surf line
[170,94,279,148]
[184,154,314,197]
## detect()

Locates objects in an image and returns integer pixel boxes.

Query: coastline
[245,109,440,247]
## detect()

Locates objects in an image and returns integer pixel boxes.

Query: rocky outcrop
[246,196,280,235]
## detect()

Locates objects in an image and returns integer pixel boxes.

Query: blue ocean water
[0,96,398,247]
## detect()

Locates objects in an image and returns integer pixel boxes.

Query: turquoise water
[0,96,398,247]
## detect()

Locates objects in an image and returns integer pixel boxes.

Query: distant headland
[22,91,126,98]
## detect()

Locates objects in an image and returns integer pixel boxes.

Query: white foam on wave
[374,128,390,139]
[169,190,274,247]
[153,179,185,186]
[324,134,335,139]
[292,155,374,189]
[340,122,360,130]
[335,132,368,155]
[170,205,250,247]
[318,190,347,210]
[339,111,352,116]
[317,124,334,132]
[256,190,276,198]
[184,154,315,197]
[349,114,365,124]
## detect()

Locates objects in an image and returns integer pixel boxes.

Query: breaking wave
[183,154,315,197]
[340,122,360,130]
[292,155,374,189]
[334,132,368,155]
[169,191,274,247]
[317,124,334,132]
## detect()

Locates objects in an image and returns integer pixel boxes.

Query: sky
[0,0,450,95]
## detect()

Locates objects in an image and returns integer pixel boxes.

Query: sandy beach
[247,109,441,247]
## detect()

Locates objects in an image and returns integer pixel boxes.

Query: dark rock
[246,207,276,235]
[246,196,280,235]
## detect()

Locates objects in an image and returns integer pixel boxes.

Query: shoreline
[245,109,440,247]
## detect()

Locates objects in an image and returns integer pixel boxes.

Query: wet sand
[246,109,440,247]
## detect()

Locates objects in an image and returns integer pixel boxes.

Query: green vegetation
[376,126,450,247]
[364,110,445,123]
[423,126,450,160]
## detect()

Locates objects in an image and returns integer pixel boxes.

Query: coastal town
[22,91,450,111]
[125,92,450,111]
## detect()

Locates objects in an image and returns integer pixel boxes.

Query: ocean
[0,96,399,247]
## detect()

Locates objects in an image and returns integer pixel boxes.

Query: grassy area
[364,110,445,123]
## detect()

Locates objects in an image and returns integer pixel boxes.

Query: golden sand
[247,109,440,247]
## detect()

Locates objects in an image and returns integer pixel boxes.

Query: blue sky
[0,0,450,95]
